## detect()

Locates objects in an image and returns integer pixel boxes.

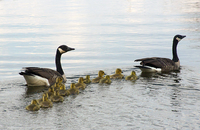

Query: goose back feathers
[135,57,179,72]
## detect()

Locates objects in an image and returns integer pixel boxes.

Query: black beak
[182,35,186,39]
[67,47,75,51]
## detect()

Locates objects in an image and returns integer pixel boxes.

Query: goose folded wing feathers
[21,67,62,85]
[135,57,175,68]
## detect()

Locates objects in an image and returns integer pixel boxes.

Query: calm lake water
[0,0,200,129]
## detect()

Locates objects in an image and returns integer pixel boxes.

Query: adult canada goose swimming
[110,68,124,79]
[135,35,186,72]
[19,45,75,87]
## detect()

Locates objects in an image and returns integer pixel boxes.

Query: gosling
[99,75,112,84]
[68,83,79,95]
[92,70,105,83]
[50,90,64,102]
[25,99,40,111]
[40,95,53,108]
[75,77,86,90]
[83,75,91,84]
[125,71,138,81]
[110,68,124,79]
[59,84,70,96]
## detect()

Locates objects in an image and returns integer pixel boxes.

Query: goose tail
[19,67,33,76]
[135,66,161,73]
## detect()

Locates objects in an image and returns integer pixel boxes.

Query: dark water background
[0,0,200,129]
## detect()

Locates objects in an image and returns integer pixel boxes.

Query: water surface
[0,0,200,129]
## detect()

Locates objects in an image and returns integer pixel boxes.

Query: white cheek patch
[176,37,181,42]
[58,48,66,54]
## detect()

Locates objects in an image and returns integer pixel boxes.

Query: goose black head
[58,45,75,54]
[174,35,186,42]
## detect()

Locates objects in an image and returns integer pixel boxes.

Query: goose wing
[20,67,62,85]
[135,57,175,68]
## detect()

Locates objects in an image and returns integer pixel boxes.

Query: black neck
[55,50,64,75]
[172,39,179,62]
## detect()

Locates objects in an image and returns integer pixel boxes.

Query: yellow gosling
[56,76,63,84]
[56,76,65,89]
[91,70,105,83]
[110,68,124,79]
[25,99,40,111]
[75,77,86,90]
[59,84,70,96]
[83,75,91,84]
[50,90,64,102]
[125,71,138,81]
[99,75,112,84]
[49,82,59,92]
[45,87,55,97]
[68,83,79,95]
[37,93,48,104]
[40,95,53,108]
[53,83,60,91]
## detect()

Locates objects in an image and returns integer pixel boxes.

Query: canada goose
[125,71,138,80]
[19,45,75,87]
[25,99,40,111]
[68,83,79,95]
[91,70,105,83]
[110,68,124,79]
[50,90,64,102]
[135,35,186,72]
[99,75,112,84]
[75,77,86,90]
[83,75,91,84]
[59,84,70,96]
[40,95,53,108]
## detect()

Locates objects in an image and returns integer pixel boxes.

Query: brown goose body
[135,57,180,72]
[135,35,186,72]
